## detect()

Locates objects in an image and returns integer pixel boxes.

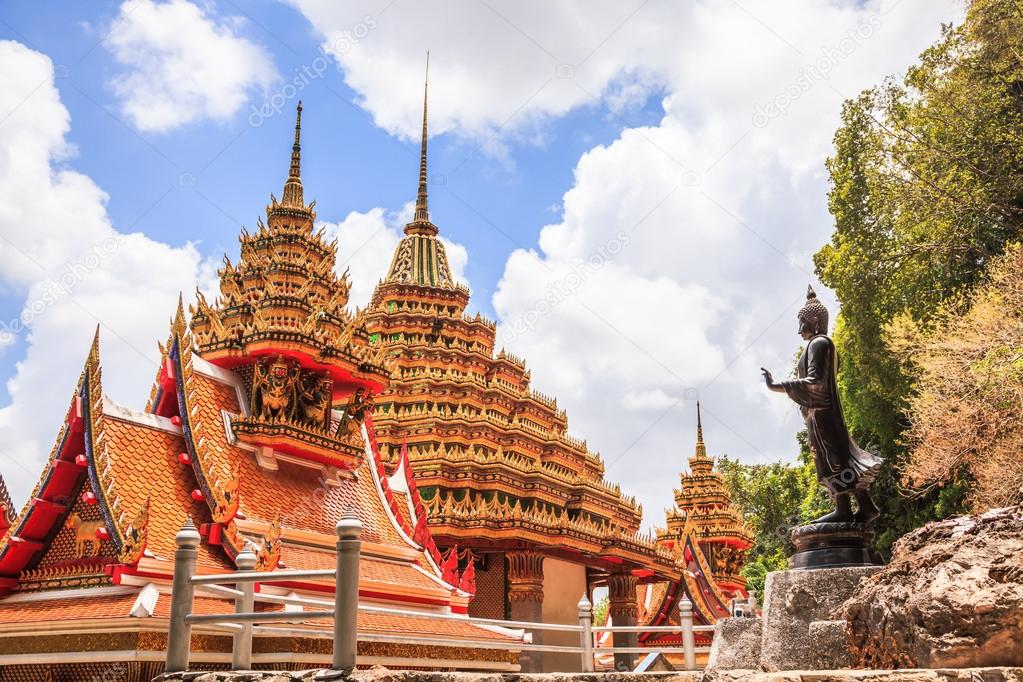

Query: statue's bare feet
[811,494,854,523]
[811,509,852,524]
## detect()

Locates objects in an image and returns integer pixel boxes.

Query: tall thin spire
[407,53,436,235]
[282,101,304,208]
[694,401,708,459]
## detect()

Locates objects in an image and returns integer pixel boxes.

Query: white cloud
[104,0,277,132]
[289,0,680,145]
[328,207,401,308]
[0,40,214,504]
[291,0,963,526]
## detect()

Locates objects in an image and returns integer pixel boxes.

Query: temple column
[608,571,639,672]
[507,551,544,672]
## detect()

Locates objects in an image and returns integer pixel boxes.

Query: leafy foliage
[888,244,1023,509]
[814,0,1021,547]
[592,594,609,626]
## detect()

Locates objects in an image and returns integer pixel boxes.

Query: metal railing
[163,516,715,674]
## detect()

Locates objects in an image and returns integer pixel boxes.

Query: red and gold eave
[0,322,516,672]
[0,329,158,595]
[636,520,734,646]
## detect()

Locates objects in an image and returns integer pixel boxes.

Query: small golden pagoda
[657,402,753,591]
[635,402,754,654]
[363,64,681,671]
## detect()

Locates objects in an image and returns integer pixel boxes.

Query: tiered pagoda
[363,69,683,670]
[636,403,754,657]
[0,105,520,680]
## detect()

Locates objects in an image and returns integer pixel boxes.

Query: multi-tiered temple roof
[0,105,517,680]
[365,65,677,594]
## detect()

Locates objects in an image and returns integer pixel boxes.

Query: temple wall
[541,556,587,673]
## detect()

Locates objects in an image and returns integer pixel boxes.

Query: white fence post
[577,595,594,673]
[165,518,200,673]
[231,544,258,670]
[679,596,697,671]
[333,512,362,672]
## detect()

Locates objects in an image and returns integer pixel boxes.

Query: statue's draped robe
[780,334,882,494]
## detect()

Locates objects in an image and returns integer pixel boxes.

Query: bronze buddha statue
[761,286,882,525]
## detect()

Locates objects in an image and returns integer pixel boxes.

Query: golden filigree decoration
[255,518,282,571]
[117,497,150,565]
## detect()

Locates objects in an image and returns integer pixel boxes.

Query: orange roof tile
[100,415,231,570]
[0,590,515,643]
[280,545,443,592]
[0,592,139,623]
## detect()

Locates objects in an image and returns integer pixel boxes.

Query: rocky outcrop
[841,506,1023,668]
[701,669,1023,682]
[154,667,1023,682]
[154,669,697,682]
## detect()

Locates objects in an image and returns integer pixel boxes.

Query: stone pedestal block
[706,616,762,670]
[760,566,880,671]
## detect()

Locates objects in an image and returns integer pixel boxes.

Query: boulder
[841,506,1023,668]
[699,669,1023,682]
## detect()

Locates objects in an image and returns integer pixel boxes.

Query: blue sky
[0,0,656,325]
[0,0,963,524]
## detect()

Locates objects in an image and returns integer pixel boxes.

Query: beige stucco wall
[541,556,588,673]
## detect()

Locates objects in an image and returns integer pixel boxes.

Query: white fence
[164,515,715,675]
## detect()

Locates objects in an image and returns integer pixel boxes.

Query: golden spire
[694,401,708,460]
[282,101,304,208]
[406,53,437,236]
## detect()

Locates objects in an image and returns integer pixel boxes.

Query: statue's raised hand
[761,367,781,392]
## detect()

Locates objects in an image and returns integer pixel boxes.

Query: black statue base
[789,522,882,570]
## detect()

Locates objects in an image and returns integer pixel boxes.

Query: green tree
[888,244,1023,510]
[592,595,609,626]
[717,439,826,599]
[814,0,1020,552]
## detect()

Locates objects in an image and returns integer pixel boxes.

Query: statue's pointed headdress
[798,285,829,332]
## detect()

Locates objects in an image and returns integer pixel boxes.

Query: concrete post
[165,518,201,673]
[231,544,258,670]
[679,596,697,671]
[333,511,362,672]
[577,595,594,673]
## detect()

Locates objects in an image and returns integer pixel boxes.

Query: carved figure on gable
[251,355,299,422]
[337,388,372,441]
[297,373,334,431]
